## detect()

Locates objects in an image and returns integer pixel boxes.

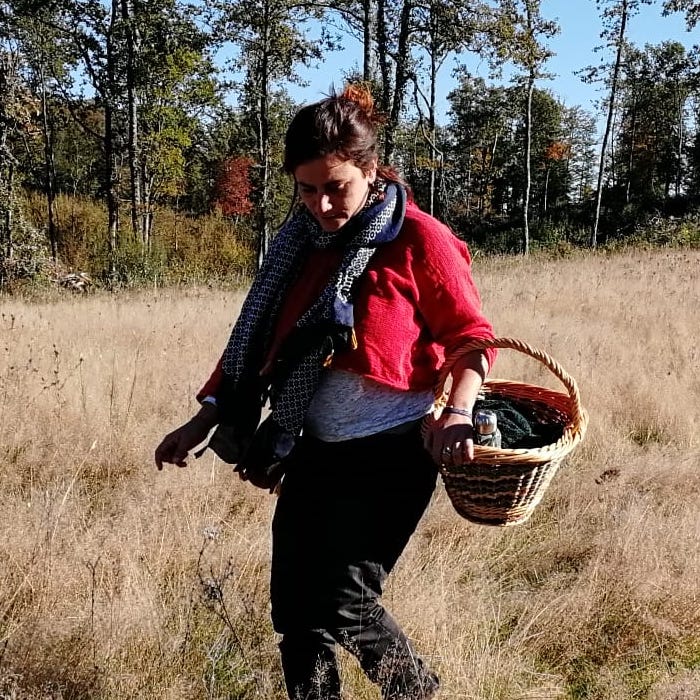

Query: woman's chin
[318,217,347,232]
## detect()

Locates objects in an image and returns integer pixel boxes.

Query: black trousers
[271,424,440,700]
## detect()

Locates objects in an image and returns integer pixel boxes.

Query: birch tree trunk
[625,97,637,205]
[676,84,684,196]
[256,0,272,269]
[427,48,437,216]
[523,73,534,254]
[592,0,630,248]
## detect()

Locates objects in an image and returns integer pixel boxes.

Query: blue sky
[288,0,697,127]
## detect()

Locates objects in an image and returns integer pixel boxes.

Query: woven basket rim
[433,337,589,468]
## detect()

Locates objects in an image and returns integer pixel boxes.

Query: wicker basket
[431,337,589,527]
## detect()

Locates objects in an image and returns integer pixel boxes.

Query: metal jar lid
[474,409,498,435]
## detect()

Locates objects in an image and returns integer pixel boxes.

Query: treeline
[1,0,699,289]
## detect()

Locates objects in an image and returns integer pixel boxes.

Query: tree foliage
[212,155,254,216]
[1,0,700,288]
[213,0,330,266]
[663,0,700,28]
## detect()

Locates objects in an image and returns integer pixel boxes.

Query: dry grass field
[1,247,699,700]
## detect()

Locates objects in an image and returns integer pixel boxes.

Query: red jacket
[197,201,496,400]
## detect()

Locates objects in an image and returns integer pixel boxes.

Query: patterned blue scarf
[217,181,406,437]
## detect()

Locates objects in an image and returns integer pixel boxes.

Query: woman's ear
[367,158,378,183]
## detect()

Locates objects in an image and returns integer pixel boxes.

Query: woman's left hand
[424,348,488,467]
[424,411,475,467]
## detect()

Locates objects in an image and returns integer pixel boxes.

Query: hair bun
[341,83,379,122]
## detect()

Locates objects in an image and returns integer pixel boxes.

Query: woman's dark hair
[283,83,403,184]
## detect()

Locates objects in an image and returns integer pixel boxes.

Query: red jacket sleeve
[406,207,498,371]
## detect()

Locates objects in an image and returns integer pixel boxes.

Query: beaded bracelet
[443,406,473,419]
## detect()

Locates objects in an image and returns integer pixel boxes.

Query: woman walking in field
[155,83,496,700]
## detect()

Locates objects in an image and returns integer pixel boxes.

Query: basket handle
[439,337,586,432]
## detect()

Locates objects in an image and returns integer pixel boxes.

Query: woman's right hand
[155,404,218,470]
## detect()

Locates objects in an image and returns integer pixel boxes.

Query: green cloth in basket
[472,397,565,449]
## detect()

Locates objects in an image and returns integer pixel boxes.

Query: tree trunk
[564,122,574,198]
[385,0,412,164]
[610,110,618,188]
[0,52,18,280]
[39,61,58,263]
[676,84,684,197]
[376,0,391,117]
[105,103,119,280]
[5,163,14,264]
[487,132,500,216]
[105,0,120,281]
[121,0,143,245]
[428,43,437,217]
[625,97,637,204]
[257,0,272,269]
[465,133,473,216]
[592,0,629,248]
[523,74,534,255]
[478,147,487,217]
[142,165,154,248]
[362,0,374,81]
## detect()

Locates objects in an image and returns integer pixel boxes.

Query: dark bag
[204,415,295,492]
[202,326,343,492]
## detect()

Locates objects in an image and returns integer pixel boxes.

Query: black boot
[279,630,342,700]
[336,607,439,700]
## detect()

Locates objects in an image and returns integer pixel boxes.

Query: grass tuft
[1,248,699,698]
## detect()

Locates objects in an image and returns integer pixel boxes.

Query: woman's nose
[318,194,332,213]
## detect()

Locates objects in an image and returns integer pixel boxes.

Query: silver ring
[442,446,452,454]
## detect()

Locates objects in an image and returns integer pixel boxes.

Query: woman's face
[294,154,377,232]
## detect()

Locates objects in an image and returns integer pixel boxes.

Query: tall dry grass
[1,248,698,699]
